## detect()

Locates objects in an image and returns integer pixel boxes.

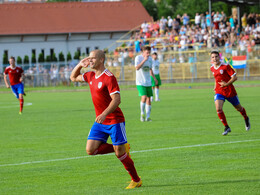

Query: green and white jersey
[135,55,152,86]
[152,59,160,75]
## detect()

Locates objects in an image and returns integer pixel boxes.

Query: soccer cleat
[23,92,26,96]
[222,126,231,136]
[245,117,251,131]
[140,114,145,122]
[145,118,152,122]
[124,143,131,158]
[19,112,22,115]
[155,98,160,102]
[125,179,142,189]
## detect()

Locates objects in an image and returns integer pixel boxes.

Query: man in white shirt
[135,46,158,122]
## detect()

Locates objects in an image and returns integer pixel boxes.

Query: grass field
[0,82,260,194]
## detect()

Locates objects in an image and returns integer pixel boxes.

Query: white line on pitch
[0,139,259,167]
[0,102,32,108]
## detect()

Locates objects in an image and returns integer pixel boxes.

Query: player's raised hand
[79,58,90,68]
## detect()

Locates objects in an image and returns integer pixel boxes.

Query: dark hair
[143,46,151,52]
[152,52,158,56]
[210,50,219,56]
[10,56,15,61]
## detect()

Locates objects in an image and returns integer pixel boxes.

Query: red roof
[0,1,152,35]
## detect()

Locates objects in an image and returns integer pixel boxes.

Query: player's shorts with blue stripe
[214,94,240,106]
[88,122,127,146]
[11,83,24,99]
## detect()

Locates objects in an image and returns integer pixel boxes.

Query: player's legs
[230,99,250,131]
[110,123,141,186]
[155,86,160,101]
[86,123,114,155]
[145,86,153,121]
[137,85,147,121]
[17,83,25,113]
[214,94,231,135]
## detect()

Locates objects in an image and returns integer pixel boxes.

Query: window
[41,49,45,58]
[50,48,54,57]
[77,47,81,56]
[95,46,99,50]
[86,47,90,55]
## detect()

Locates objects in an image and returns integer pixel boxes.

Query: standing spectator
[135,46,157,122]
[3,56,25,114]
[206,11,211,28]
[182,13,190,26]
[141,21,149,33]
[195,13,201,27]
[167,16,173,31]
[70,50,142,189]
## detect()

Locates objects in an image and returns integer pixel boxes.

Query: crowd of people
[107,11,260,67]
[22,64,72,87]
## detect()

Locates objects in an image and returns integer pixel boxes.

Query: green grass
[0,85,260,194]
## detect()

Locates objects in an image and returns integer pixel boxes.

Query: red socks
[217,110,228,126]
[118,153,140,182]
[239,107,248,120]
[19,98,24,113]
[91,143,114,155]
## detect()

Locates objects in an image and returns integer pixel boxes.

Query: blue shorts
[214,94,240,106]
[11,83,24,99]
[88,122,127,146]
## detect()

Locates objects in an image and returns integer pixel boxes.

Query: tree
[67,52,72,61]
[59,52,65,62]
[73,51,80,60]
[140,0,158,20]
[17,56,22,64]
[38,53,45,63]
[31,53,36,63]
[23,55,29,64]
[51,53,58,62]
[45,55,51,62]
[3,53,8,64]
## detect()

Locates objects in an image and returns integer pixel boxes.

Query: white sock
[140,102,146,115]
[145,104,151,119]
[155,88,159,100]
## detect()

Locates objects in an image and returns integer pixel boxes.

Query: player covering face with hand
[70,50,142,189]
[4,56,25,114]
[210,51,250,135]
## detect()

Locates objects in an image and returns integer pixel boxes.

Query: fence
[1,45,260,87]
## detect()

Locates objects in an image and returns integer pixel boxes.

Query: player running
[70,50,142,189]
[4,56,25,114]
[135,46,158,122]
[210,51,250,135]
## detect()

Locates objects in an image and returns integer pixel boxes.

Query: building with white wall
[0,1,152,68]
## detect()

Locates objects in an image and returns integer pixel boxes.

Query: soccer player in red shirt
[4,56,25,114]
[210,51,250,135]
[70,50,142,189]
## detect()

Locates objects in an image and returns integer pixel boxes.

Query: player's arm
[150,68,158,85]
[70,58,89,82]
[19,73,25,83]
[135,55,148,70]
[95,93,121,124]
[3,74,10,88]
[218,74,237,87]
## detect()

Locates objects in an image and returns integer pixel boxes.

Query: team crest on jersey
[98,82,102,89]
[220,69,223,74]
[17,70,19,72]
[90,81,92,85]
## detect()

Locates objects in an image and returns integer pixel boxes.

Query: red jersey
[210,63,237,98]
[4,66,24,86]
[82,69,125,125]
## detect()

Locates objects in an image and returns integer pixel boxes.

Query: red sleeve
[4,67,9,75]
[107,75,120,95]
[20,68,24,74]
[226,65,236,77]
